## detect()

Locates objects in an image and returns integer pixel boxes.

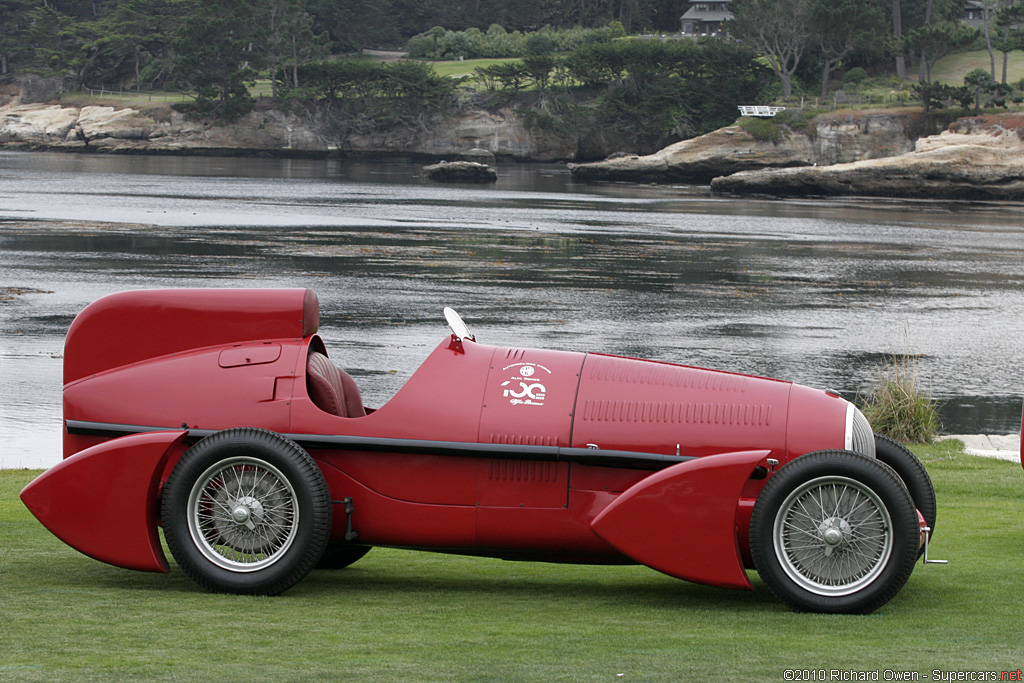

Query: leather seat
[306,351,366,418]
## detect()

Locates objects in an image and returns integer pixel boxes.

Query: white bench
[737,105,786,117]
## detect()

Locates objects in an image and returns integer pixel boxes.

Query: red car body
[22,289,936,613]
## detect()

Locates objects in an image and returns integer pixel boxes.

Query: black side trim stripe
[65,420,695,469]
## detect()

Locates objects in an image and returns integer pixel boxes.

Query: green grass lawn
[931,48,1024,85]
[2,441,1022,682]
[418,57,521,80]
[58,90,192,107]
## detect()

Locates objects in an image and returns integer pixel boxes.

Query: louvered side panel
[572,354,789,458]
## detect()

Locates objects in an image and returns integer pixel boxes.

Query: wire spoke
[774,474,894,597]
[188,457,300,572]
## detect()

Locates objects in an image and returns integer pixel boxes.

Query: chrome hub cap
[231,505,251,525]
[230,496,265,529]
[819,517,852,555]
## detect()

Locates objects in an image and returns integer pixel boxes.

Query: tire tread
[161,428,331,595]
[750,450,919,614]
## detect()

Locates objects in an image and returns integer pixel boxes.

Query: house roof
[681,8,733,22]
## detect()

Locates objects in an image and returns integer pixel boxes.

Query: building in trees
[962,0,987,27]
[680,0,733,37]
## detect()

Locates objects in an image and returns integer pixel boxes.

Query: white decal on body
[499,362,552,406]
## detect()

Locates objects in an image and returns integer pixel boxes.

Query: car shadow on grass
[61,553,780,613]
[299,561,781,613]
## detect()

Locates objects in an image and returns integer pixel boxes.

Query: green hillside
[930,49,1024,85]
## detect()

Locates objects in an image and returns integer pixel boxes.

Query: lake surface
[2,150,1022,468]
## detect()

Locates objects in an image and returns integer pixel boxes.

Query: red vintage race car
[21,289,941,613]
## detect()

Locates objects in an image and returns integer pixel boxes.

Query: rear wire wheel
[750,450,919,614]
[874,433,937,544]
[162,428,331,595]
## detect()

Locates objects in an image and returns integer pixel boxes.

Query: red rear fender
[590,450,771,590]
[20,430,188,572]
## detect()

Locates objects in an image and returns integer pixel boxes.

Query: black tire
[316,543,372,570]
[161,428,331,595]
[874,433,937,539]
[750,450,919,614]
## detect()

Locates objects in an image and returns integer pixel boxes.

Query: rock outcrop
[0,101,574,160]
[422,160,498,183]
[567,124,814,184]
[0,103,325,153]
[568,111,935,184]
[711,119,1024,200]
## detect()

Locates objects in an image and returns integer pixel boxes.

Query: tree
[173,0,263,120]
[964,67,997,111]
[521,54,556,93]
[686,38,771,133]
[904,20,979,82]
[915,0,934,82]
[994,0,1024,82]
[104,0,183,89]
[311,0,399,52]
[0,0,36,75]
[19,4,76,76]
[475,61,528,94]
[893,0,906,78]
[812,0,886,99]
[891,0,963,80]
[254,0,328,96]
[294,58,456,146]
[729,0,814,98]
[911,81,949,110]
[974,0,1010,78]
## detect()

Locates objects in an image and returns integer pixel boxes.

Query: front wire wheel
[751,450,919,614]
[773,475,893,596]
[162,428,331,595]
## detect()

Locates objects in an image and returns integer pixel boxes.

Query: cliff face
[567,111,932,183]
[0,104,318,153]
[0,102,575,160]
[811,112,920,164]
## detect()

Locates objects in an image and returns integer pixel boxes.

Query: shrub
[843,67,868,90]
[860,354,941,443]
[405,23,625,60]
[737,116,781,143]
[775,107,825,134]
[525,33,558,56]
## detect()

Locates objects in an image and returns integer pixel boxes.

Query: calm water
[2,150,1022,468]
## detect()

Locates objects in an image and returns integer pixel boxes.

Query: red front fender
[590,450,771,590]
[20,430,188,572]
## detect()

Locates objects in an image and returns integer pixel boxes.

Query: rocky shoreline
[568,111,932,184]
[710,123,1024,200]
[570,111,1024,201]
[5,98,1024,200]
